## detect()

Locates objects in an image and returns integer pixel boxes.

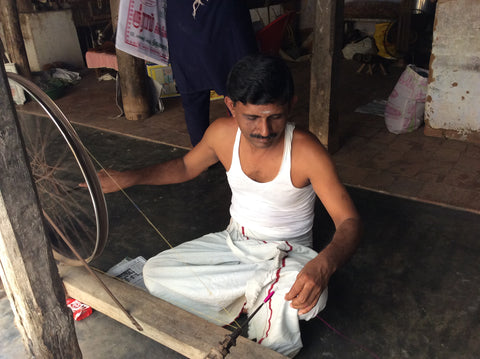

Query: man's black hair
[226,54,294,105]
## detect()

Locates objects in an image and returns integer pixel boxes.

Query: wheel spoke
[9,73,108,264]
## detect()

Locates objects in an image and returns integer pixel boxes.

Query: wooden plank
[308,0,343,153]
[0,55,80,357]
[59,265,287,359]
[16,0,34,13]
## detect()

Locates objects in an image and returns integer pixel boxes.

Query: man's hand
[284,255,332,315]
[285,218,362,315]
[79,169,135,194]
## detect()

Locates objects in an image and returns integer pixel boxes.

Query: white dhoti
[143,220,328,357]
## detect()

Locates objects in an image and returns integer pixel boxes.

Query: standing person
[91,54,362,356]
[166,0,258,146]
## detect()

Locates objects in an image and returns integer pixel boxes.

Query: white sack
[384,64,429,134]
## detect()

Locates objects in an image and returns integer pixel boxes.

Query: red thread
[285,241,293,251]
[259,242,292,343]
[258,259,284,344]
[241,226,249,239]
[258,294,274,344]
[316,315,380,359]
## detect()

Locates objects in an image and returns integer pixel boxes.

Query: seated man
[93,54,362,357]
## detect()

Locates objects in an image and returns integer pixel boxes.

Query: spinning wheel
[7,72,108,265]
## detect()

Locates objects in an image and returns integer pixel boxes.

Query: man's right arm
[87,119,227,194]
[92,158,194,194]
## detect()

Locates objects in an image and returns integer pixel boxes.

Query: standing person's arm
[285,131,363,315]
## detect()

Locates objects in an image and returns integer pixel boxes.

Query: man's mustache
[250,133,277,140]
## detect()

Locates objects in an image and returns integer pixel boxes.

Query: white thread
[192,0,208,18]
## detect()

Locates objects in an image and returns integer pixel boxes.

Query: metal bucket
[412,0,437,15]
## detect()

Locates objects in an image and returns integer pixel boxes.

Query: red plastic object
[66,297,93,321]
[255,11,295,55]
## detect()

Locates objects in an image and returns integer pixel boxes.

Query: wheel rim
[7,72,109,265]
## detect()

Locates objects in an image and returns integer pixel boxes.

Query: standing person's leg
[180,90,211,146]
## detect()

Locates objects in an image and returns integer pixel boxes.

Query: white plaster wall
[20,10,84,71]
[425,0,480,134]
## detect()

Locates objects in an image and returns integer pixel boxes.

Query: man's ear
[224,96,235,115]
[286,95,298,115]
[290,95,298,108]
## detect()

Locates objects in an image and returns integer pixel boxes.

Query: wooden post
[0,0,31,78]
[109,0,152,121]
[0,56,81,358]
[16,0,34,13]
[396,0,412,59]
[309,0,343,153]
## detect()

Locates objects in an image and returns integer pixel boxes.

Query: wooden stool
[354,53,388,76]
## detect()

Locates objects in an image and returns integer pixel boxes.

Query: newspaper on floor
[354,99,387,117]
[106,256,147,291]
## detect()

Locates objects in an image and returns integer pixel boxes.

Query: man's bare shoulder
[202,116,238,167]
[290,126,335,184]
[204,116,237,146]
[292,126,329,158]
[209,116,238,133]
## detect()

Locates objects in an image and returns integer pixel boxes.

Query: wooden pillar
[397,0,412,58]
[109,0,152,121]
[0,58,81,358]
[309,0,343,153]
[0,0,31,78]
[16,0,34,12]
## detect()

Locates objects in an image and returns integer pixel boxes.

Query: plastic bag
[342,37,376,60]
[374,22,397,59]
[66,297,93,321]
[384,65,429,134]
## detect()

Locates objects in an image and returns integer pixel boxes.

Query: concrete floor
[2,58,480,358]
[2,126,479,359]
[0,293,186,359]
[16,58,480,214]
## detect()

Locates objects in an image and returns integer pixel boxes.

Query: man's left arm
[285,131,363,315]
